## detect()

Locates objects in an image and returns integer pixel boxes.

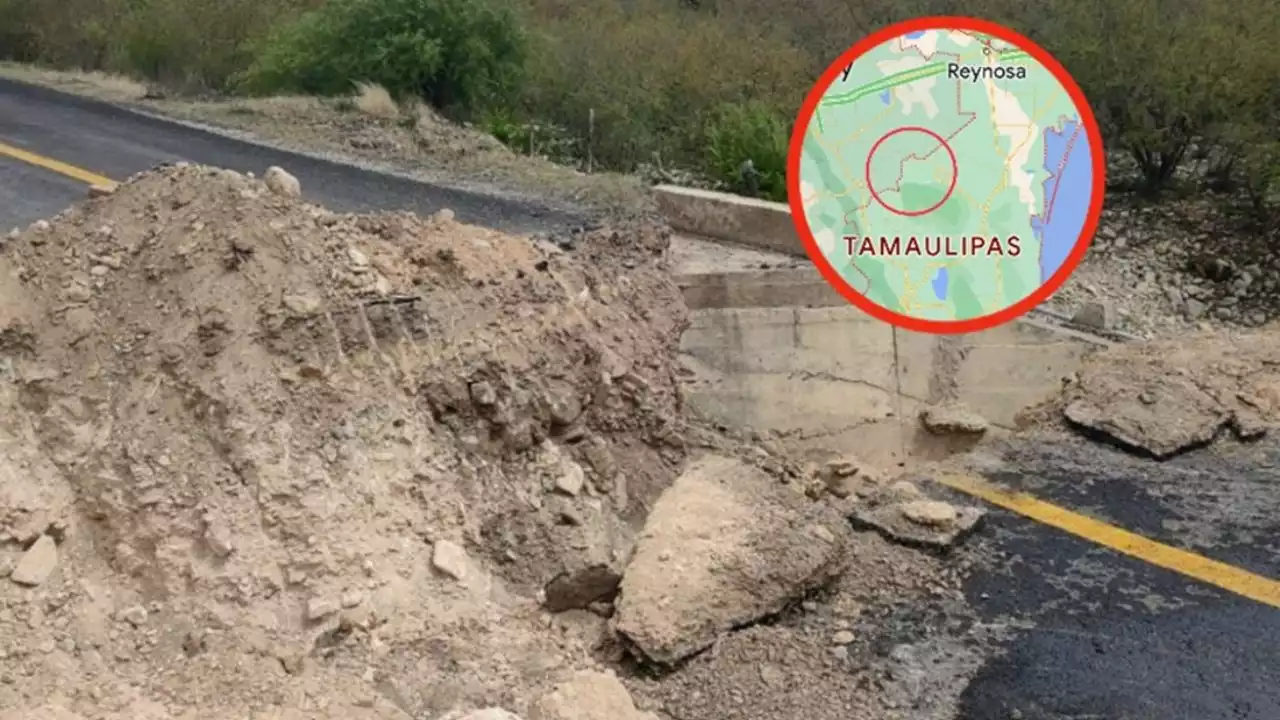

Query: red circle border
[787,16,1107,335]
[864,126,959,217]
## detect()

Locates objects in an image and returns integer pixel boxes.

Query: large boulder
[613,454,851,664]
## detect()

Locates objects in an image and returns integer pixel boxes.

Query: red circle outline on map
[865,126,959,217]
[786,16,1107,335]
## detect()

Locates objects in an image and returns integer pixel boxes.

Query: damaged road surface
[946,431,1280,720]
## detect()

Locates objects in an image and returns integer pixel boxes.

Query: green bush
[519,0,808,171]
[702,101,790,202]
[240,0,527,113]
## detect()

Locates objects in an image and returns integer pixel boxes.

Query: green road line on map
[823,50,1030,107]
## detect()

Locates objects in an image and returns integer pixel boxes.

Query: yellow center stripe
[0,140,116,187]
[938,472,1280,608]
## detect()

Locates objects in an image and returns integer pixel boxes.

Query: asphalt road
[952,434,1280,720]
[0,77,585,234]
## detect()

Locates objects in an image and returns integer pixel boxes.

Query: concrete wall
[654,185,804,257]
[659,186,1116,467]
[675,270,1108,466]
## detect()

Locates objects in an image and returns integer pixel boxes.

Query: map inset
[795,25,1100,325]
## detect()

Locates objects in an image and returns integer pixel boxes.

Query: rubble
[850,479,985,550]
[920,403,989,435]
[614,455,851,664]
[0,160,971,719]
[0,163,695,716]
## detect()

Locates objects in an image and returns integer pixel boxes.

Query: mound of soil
[0,163,967,720]
[0,163,694,718]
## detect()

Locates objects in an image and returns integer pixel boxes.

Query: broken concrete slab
[614,454,850,664]
[1061,371,1230,459]
[850,479,984,551]
[528,670,658,720]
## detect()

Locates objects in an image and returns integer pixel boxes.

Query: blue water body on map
[1031,118,1092,283]
[931,267,949,300]
[905,31,926,38]
[879,90,891,104]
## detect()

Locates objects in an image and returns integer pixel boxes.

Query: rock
[818,456,863,498]
[529,671,658,720]
[545,386,583,426]
[88,184,116,198]
[469,380,498,406]
[554,459,586,496]
[10,534,58,586]
[544,564,621,613]
[432,539,469,581]
[32,219,50,233]
[831,630,856,645]
[614,455,850,664]
[204,522,235,558]
[63,283,92,303]
[433,208,456,224]
[489,489,632,613]
[282,292,322,316]
[306,597,339,621]
[822,457,859,478]
[919,403,988,435]
[1071,301,1113,329]
[1184,298,1208,320]
[851,478,984,549]
[119,604,148,626]
[899,500,959,528]
[346,247,369,267]
[263,166,301,198]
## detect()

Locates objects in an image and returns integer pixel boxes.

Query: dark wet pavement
[953,433,1280,720]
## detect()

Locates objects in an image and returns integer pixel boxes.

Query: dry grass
[353,81,399,120]
[0,62,148,101]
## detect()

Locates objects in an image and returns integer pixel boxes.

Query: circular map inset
[788,17,1105,333]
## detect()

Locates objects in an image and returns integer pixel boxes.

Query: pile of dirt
[0,163,701,718]
[0,164,966,719]
[1018,327,1280,457]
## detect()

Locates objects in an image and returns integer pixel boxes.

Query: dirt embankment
[0,165,970,720]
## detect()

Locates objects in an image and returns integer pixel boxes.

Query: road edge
[0,75,615,223]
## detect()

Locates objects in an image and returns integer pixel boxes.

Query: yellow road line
[0,140,115,187]
[937,472,1280,609]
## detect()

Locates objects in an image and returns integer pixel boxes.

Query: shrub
[520,0,808,171]
[240,0,527,114]
[702,101,790,202]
